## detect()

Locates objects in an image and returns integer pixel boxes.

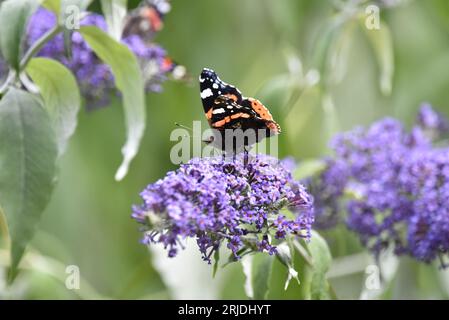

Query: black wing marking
[199,68,243,113]
[208,96,257,128]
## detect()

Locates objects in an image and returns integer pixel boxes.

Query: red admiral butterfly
[122,0,171,40]
[199,68,280,152]
[123,0,188,82]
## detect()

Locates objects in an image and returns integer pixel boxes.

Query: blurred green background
[2,0,449,299]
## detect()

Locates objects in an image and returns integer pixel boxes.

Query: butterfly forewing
[199,68,243,113]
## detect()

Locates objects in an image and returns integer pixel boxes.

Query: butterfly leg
[243,147,249,168]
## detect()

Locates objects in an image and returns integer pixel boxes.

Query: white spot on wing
[200,88,213,99]
[212,83,219,89]
[213,108,226,114]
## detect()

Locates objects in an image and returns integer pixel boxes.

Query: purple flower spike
[132,155,314,263]
[307,105,449,267]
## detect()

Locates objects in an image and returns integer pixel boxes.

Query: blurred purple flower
[25,7,180,108]
[398,148,449,264]
[132,155,314,263]
[308,104,449,267]
[305,158,349,229]
[416,103,449,137]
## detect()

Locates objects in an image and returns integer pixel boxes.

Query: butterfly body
[199,68,280,152]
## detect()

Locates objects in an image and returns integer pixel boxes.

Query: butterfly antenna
[175,122,193,132]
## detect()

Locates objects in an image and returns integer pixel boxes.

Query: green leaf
[307,230,333,299]
[61,0,92,14]
[0,88,58,280]
[26,57,81,156]
[0,0,40,70]
[43,0,93,22]
[212,248,220,278]
[101,0,127,41]
[42,0,60,13]
[311,15,346,86]
[328,21,355,85]
[79,26,145,181]
[276,242,300,290]
[242,254,275,300]
[362,20,394,96]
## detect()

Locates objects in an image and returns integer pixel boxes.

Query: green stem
[0,205,10,246]
[0,69,16,95]
[19,25,62,71]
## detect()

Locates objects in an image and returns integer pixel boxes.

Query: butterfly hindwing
[208,95,256,129]
[241,97,281,134]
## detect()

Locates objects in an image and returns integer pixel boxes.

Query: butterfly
[199,68,280,152]
[122,0,188,82]
[122,0,171,41]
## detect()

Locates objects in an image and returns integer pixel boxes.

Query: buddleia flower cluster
[25,3,184,108]
[132,155,314,263]
[304,158,348,229]
[307,104,449,266]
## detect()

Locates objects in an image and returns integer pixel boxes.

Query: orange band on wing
[147,8,163,31]
[205,108,213,120]
[231,112,250,119]
[212,113,250,127]
[212,117,231,127]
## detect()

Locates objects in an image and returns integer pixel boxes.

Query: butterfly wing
[205,96,271,151]
[241,97,281,134]
[122,0,170,39]
[198,68,281,148]
[199,68,243,113]
[207,96,256,129]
